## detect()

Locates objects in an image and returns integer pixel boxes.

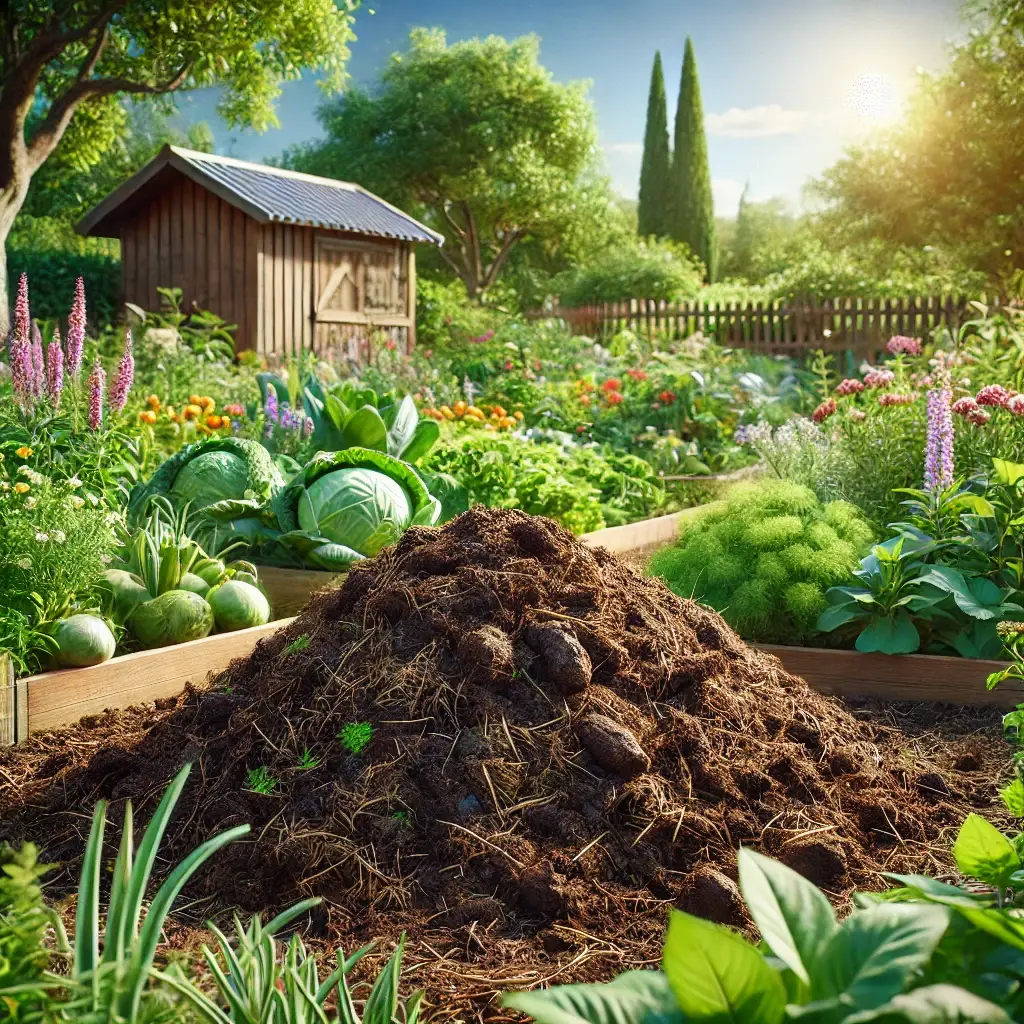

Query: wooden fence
[539,295,1006,359]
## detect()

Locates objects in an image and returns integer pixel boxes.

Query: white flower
[68,475,82,489]
[17,557,32,570]
[35,531,49,543]
[99,554,113,564]
[104,512,121,527]
[52,530,66,544]
[24,496,37,509]
[71,495,85,508]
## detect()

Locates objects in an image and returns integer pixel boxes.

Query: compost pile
[0,507,1005,1019]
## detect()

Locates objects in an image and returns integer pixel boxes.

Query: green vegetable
[178,572,211,598]
[130,591,215,649]
[128,438,284,520]
[208,580,272,632]
[194,557,227,587]
[99,569,152,622]
[52,614,116,668]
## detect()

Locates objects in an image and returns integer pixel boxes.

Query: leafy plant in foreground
[505,843,1009,1024]
[246,767,278,795]
[338,722,375,756]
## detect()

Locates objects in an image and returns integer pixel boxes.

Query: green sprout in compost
[296,748,322,772]
[337,721,374,755]
[245,766,278,794]
[283,633,311,656]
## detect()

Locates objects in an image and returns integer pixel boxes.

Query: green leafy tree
[669,38,716,281]
[284,29,598,303]
[0,0,358,327]
[814,0,1024,286]
[637,51,671,238]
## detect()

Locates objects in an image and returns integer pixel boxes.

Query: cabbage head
[273,449,441,570]
[129,438,284,521]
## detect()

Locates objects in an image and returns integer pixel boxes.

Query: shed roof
[77,145,443,245]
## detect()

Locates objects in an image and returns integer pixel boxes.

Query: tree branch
[481,228,525,290]
[27,62,192,170]
[438,202,468,242]
[460,200,483,283]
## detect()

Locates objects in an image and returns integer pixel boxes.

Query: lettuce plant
[649,480,874,645]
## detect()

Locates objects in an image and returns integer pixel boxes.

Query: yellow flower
[15,446,32,458]
[14,482,30,494]
[146,394,161,410]
[200,396,216,411]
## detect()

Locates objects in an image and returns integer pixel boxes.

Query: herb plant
[246,767,278,794]
[337,722,374,756]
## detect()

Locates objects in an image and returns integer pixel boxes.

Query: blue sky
[180,0,964,217]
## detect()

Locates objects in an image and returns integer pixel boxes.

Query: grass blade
[73,800,107,980]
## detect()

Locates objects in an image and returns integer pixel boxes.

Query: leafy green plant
[505,845,1002,1024]
[53,763,250,1020]
[128,287,237,363]
[337,722,374,756]
[649,479,874,644]
[0,842,59,1021]
[296,749,322,772]
[204,449,441,571]
[246,767,278,795]
[283,634,311,656]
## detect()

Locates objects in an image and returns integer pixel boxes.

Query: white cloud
[706,105,812,138]
[713,178,746,216]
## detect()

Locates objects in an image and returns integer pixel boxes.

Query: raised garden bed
[2,506,1018,745]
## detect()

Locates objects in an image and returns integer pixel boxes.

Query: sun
[845,73,901,123]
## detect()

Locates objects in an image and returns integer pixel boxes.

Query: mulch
[0,507,1010,1021]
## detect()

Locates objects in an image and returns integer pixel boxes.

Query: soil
[0,507,1010,1021]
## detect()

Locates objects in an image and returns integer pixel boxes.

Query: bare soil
[0,508,1009,1021]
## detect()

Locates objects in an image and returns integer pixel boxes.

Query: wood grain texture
[20,621,295,736]
[259,566,344,617]
[757,644,1018,708]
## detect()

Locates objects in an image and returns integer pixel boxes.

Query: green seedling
[296,748,322,772]
[245,766,278,794]
[283,633,310,656]
[337,721,374,755]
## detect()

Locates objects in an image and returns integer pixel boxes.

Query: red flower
[626,368,648,381]
[952,397,980,417]
[580,394,591,407]
[863,369,895,389]
[504,360,514,371]
[878,392,915,407]
[385,338,397,351]
[605,390,624,405]
[812,397,837,423]
[976,384,1013,408]
[658,390,676,405]
[602,378,622,392]
[576,424,586,434]
[835,378,865,396]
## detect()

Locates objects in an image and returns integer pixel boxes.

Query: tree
[284,29,598,303]
[637,51,671,238]
[0,1,357,325]
[669,37,716,281]
[720,186,797,281]
[814,0,1024,285]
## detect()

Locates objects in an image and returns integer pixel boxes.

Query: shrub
[648,479,874,644]
[555,237,702,306]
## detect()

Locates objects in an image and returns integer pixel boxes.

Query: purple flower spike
[46,325,64,407]
[265,383,279,424]
[924,386,954,492]
[109,329,134,412]
[9,336,33,405]
[30,323,44,399]
[66,276,86,378]
[88,360,105,431]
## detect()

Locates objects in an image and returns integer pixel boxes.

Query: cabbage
[101,569,152,622]
[131,591,215,649]
[178,572,211,597]
[52,614,116,667]
[208,580,271,632]
[129,438,284,521]
[299,467,414,557]
[270,449,442,570]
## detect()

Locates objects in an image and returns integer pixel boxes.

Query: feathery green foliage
[669,38,716,281]
[649,480,875,643]
[638,52,672,238]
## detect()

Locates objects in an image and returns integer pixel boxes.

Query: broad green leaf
[993,458,1024,487]
[503,971,683,1024]
[738,848,837,986]
[843,983,1010,1023]
[1000,778,1024,817]
[400,419,441,465]
[952,814,1021,888]
[855,614,920,654]
[816,603,863,633]
[384,395,421,457]
[663,910,786,1023]
[340,406,388,452]
[811,903,949,1010]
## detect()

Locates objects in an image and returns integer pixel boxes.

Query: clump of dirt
[0,507,1008,1021]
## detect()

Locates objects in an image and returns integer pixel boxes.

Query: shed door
[314,238,407,321]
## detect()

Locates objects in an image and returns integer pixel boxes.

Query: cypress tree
[670,37,717,281]
[637,51,671,238]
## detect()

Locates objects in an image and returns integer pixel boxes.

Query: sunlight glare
[845,73,902,123]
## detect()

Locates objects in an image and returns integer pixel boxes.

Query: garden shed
[77,145,443,358]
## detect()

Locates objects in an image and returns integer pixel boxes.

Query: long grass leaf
[121,822,250,1020]
[156,969,236,1024]
[103,800,134,966]
[73,800,107,979]
[264,897,322,937]
[363,934,405,1024]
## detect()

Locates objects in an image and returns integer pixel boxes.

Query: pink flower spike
[46,325,64,407]
[88,360,105,430]
[30,322,44,399]
[66,276,87,378]
[109,328,134,412]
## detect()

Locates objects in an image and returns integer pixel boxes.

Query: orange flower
[453,400,467,417]
[188,394,201,406]
[146,394,161,409]
[513,410,524,421]
[602,378,622,392]
[139,410,158,425]
[491,405,507,418]
[605,391,624,406]
[580,395,591,407]
[182,404,203,420]
[14,446,32,458]
[206,415,224,429]
[14,482,30,494]
[200,396,216,411]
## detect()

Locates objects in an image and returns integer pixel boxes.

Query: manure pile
[0,507,1007,1019]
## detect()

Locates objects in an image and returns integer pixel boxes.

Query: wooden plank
[0,654,15,745]
[757,644,1019,709]
[194,181,208,310]
[283,225,295,358]
[232,208,246,347]
[179,178,194,309]
[220,199,233,324]
[146,201,160,306]
[244,216,259,354]
[158,190,171,293]
[170,178,184,296]
[21,620,295,736]
[259,566,344,617]
[207,192,221,322]
[274,224,285,357]
[406,245,416,352]
[580,504,720,555]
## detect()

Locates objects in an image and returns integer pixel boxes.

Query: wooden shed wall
[259,222,316,358]
[118,177,259,351]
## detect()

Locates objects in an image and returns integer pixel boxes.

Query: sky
[180,0,966,218]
